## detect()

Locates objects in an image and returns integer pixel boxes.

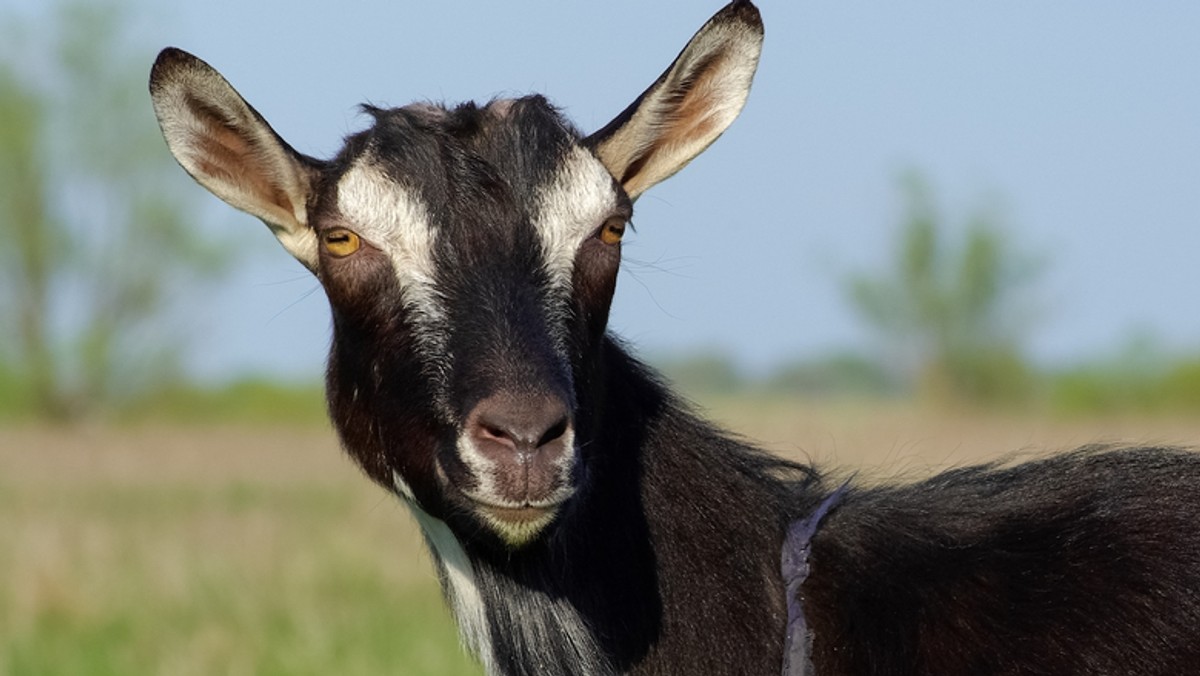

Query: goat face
[316,101,629,547]
[149,0,763,548]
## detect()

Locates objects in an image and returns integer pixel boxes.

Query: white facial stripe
[533,146,621,292]
[337,161,439,297]
[457,433,502,504]
[336,161,452,399]
[393,471,496,674]
[550,426,577,495]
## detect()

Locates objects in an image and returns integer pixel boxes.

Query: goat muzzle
[458,391,577,545]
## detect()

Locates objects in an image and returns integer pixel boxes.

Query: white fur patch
[393,472,496,674]
[531,146,622,355]
[337,162,452,399]
[394,473,611,676]
[456,433,503,511]
[481,566,614,675]
[532,147,621,294]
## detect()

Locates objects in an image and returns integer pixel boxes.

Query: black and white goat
[149,2,1200,674]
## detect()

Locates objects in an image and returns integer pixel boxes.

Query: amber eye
[599,218,626,245]
[322,228,361,257]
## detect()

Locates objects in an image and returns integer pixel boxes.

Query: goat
[149,2,1200,674]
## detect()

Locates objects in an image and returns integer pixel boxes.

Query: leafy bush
[763,353,901,398]
[654,351,745,396]
[121,378,327,425]
[1050,356,1200,416]
[848,172,1043,406]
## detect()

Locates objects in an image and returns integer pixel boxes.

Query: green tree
[0,70,61,416]
[0,1,225,420]
[848,172,1043,405]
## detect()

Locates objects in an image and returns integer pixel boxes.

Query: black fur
[806,446,1200,675]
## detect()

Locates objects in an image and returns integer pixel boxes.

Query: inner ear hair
[587,1,763,199]
[150,48,320,269]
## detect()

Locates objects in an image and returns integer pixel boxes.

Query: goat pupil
[322,230,360,257]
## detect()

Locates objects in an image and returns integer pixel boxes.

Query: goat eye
[322,228,361,257]
[598,218,626,245]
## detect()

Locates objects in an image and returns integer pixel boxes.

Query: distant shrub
[921,346,1040,408]
[847,172,1044,407]
[1048,369,1131,415]
[763,353,901,398]
[0,363,35,419]
[123,378,327,424]
[1159,359,1200,411]
[654,351,745,397]
[1050,355,1200,416]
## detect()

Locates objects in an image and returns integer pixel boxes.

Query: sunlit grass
[0,426,480,676]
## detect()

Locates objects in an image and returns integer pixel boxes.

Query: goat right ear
[585,0,763,200]
[149,48,320,271]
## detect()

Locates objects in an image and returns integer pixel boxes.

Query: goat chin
[477,507,559,548]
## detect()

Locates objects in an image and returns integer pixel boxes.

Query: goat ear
[585,0,763,200]
[149,48,320,271]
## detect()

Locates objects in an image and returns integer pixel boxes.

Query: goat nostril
[467,394,573,456]
[482,424,511,442]
[537,417,570,448]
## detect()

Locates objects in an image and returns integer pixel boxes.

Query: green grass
[122,378,330,426]
[0,428,482,676]
[1050,357,1200,416]
[2,565,468,676]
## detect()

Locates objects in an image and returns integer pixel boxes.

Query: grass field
[3,398,1198,675]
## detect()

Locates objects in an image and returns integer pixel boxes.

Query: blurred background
[1,1,1197,674]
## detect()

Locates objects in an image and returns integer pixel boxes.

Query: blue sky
[51,1,1200,380]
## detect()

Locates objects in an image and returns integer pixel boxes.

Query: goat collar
[781,481,850,676]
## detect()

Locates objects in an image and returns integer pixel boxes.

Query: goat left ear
[149,48,321,271]
[585,0,763,200]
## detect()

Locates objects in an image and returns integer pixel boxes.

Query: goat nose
[466,393,573,458]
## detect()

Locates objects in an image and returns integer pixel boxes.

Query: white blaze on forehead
[336,161,451,390]
[337,160,439,294]
[533,146,621,291]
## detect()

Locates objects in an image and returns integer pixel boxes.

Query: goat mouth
[464,494,569,547]
[481,503,555,522]
[467,494,568,521]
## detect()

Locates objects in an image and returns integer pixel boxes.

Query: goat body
[149,2,1200,674]
[481,341,1200,675]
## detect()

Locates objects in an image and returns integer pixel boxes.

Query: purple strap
[781,482,850,676]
